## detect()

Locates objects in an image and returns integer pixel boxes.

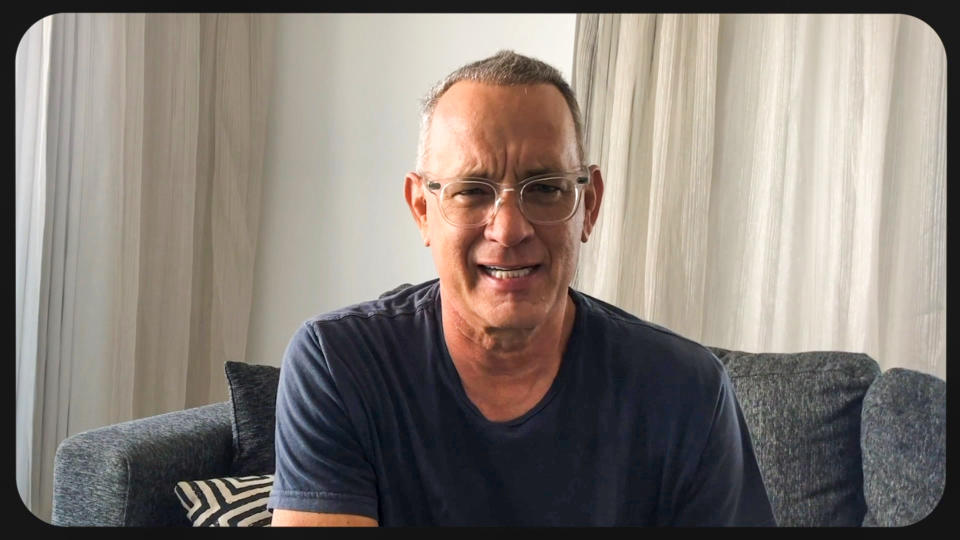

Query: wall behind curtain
[245,13,577,370]
[572,14,945,379]
[15,13,276,521]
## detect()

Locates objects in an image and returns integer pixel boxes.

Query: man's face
[405,81,603,334]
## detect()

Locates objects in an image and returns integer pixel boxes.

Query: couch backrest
[229,347,888,527]
[709,348,880,527]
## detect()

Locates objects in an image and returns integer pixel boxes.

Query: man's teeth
[482,265,535,279]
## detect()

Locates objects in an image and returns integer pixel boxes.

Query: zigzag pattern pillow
[174,474,274,527]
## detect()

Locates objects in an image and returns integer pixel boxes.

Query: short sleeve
[672,369,777,526]
[267,323,379,520]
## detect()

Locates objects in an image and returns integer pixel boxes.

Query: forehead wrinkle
[439,139,572,183]
[426,82,578,180]
[430,123,505,179]
[459,123,570,181]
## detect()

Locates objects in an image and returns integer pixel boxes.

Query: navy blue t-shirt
[267,280,775,526]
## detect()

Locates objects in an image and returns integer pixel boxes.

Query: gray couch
[51,346,945,527]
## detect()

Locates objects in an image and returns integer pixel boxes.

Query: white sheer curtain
[16,14,52,523]
[15,13,276,522]
[572,14,945,379]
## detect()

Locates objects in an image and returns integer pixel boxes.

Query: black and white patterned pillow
[174,474,274,527]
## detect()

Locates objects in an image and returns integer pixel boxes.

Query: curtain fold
[15,14,52,515]
[572,14,945,379]
[574,14,720,340]
[15,13,276,522]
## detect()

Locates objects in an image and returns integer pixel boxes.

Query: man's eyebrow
[520,168,561,178]
[456,168,492,178]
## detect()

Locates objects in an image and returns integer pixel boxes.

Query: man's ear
[581,165,604,243]
[404,172,430,246]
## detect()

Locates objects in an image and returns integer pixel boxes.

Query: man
[268,50,776,526]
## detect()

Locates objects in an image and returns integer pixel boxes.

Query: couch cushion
[225,361,281,476]
[860,368,946,526]
[709,348,880,526]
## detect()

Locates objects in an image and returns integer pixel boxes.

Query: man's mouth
[479,264,539,279]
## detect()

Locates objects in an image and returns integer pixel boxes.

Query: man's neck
[440,292,577,422]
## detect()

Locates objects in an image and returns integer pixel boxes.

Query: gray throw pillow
[709,348,880,526]
[860,368,946,526]
[225,361,281,476]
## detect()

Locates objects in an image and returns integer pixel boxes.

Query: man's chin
[476,302,548,331]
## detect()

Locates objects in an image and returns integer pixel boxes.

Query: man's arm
[672,367,776,526]
[271,509,378,527]
[268,323,380,524]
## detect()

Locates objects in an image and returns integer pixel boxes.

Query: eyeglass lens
[440,178,580,226]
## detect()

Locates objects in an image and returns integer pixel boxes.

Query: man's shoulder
[572,288,724,376]
[286,280,439,355]
[307,279,439,326]
[283,280,440,375]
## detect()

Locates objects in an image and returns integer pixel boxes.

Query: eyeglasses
[422,169,590,228]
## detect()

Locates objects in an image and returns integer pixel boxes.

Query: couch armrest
[52,401,234,526]
[861,368,946,526]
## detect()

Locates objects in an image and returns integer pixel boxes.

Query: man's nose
[484,189,534,246]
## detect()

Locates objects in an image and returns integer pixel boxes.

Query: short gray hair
[416,50,585,171]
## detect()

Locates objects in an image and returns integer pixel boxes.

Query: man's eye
[529,184,561,193]
[453,187,487,197]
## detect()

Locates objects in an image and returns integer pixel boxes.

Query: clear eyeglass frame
[421,169,590,228]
